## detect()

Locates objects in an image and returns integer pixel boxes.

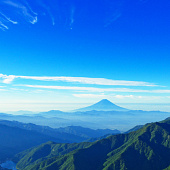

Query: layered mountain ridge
[15,117,170,170]
[0,119,120,162]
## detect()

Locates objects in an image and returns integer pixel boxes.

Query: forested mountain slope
[15,118,170,170]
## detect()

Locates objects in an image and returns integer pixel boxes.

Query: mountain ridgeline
[0,124,58,162]
[0,119,120,162]
[0,100,170,169]
[14,118,170,170]
[75,99,128,112]
[0,100,169,131]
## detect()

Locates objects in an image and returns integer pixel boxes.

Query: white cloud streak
[0,12,18,24]
[2,74,170,94]
[69,6,75,29]
[73,94,170,103]
[105,10,122,27]
[0,89,7,91]
[36,0,55,25]
[23,0,37,16]
[73,94,137,99]
[3,0,37,25]
[0,74,15,84]
[0,21,8,30]
[0,74,157,87]
[73,94,107,98]
[18,84,170,94]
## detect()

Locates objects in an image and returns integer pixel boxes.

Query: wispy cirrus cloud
[36,0,55,25]
[0,21,8,30]
[0,0,37,30]
[69,5,75,29]
[105,10,122,27]
[1,74,170,94]
[0,74,15,84]
[73,94,135,99]
[0,12,18,24]
[0,89,7,91]
[0,10,17,30]
[0,85,7,91]
[0,0,126,31]
[17,85,170,94]
[23,0,37,16]
[0,74,157,87]
[73,94,169,102]
[3,0,37,24]
[0,0,55,30]
[73,93,107,98]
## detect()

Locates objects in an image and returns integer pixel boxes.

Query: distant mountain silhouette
[57,126,120,139]
[75,99,128,112]
[38,110,65,118]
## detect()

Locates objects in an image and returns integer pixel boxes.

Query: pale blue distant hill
[75,99,129,112]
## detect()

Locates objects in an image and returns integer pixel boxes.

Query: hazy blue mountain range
[75,99,128,112]
[0,120,89,143]
[7,111,37,116]
[0,100,169,131]
[57,126,120,139]
[38,110,66,118]
[0,113,95,129]
[0,124,60,162]
[0,119,120,162]
[0,120,120,143]
[14,117,170,170]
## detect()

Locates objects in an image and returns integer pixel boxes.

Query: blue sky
[0,0,170,112]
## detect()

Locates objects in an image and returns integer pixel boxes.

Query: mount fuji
[75,99,129,112]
